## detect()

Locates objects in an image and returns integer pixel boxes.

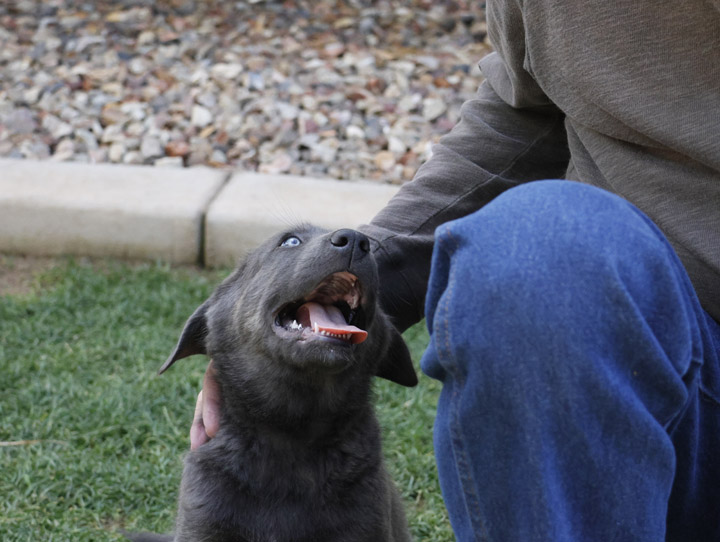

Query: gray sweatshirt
[363,0,720,330]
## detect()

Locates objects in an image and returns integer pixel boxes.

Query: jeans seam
[439,226,489,542]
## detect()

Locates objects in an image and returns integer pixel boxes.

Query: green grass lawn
[0,257,451,541]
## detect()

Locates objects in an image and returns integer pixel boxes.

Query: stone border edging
[0,159,399,267]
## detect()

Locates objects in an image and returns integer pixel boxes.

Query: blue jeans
[421,181,720,541]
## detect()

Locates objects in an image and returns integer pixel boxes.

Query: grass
[0,257,451,541]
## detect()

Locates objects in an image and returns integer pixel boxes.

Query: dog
[126,226,417,542]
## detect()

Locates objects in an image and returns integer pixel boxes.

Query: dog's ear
[376,329,418,387]
[158,301,210,375]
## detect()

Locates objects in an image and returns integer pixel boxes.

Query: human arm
[360,2,571,332]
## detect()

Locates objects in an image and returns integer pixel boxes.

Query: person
[190,1,720,540]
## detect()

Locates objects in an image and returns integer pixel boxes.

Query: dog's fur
[127,226,417,542]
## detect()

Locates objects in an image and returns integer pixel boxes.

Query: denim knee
[423,180,704,424]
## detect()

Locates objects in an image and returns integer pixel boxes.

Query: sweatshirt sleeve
[360,4,570,331]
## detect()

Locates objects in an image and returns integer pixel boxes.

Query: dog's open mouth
[274,271,368,345]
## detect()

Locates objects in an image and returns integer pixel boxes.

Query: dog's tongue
[296,302,368,344]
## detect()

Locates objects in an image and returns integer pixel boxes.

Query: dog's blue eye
[280,236,302,247]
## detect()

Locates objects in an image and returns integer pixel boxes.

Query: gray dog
[126,226,417,542]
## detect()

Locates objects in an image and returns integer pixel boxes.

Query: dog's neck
[216,363,376,443]
[196,399,383,505]
[225,404,376,448]
[205,368,383,494]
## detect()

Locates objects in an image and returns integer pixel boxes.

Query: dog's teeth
[311,326,353,341]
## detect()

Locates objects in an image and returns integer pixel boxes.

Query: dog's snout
[330,229,370,255]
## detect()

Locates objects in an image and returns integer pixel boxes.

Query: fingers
[190,390,208,451]
[189,360,221,450]
[201,360,221,439]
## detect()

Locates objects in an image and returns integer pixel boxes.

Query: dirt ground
[0,254,59,296]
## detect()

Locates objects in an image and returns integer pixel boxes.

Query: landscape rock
[0,0,491,183]
[191,105,213,128]
[140,136,164,160]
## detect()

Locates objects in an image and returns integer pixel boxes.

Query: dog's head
[160,226,417,413]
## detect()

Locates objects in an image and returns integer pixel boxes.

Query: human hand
[190,360,221,450]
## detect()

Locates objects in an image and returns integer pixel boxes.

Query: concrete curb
[0,159,399,267]
[205,172,400,266]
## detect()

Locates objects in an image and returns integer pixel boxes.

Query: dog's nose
[330,229,370,254]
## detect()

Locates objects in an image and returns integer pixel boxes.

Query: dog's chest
[184,429,387,541]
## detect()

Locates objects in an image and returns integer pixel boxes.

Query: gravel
[0,0,490,183]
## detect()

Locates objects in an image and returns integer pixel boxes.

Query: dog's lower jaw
[272,323,360,346]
